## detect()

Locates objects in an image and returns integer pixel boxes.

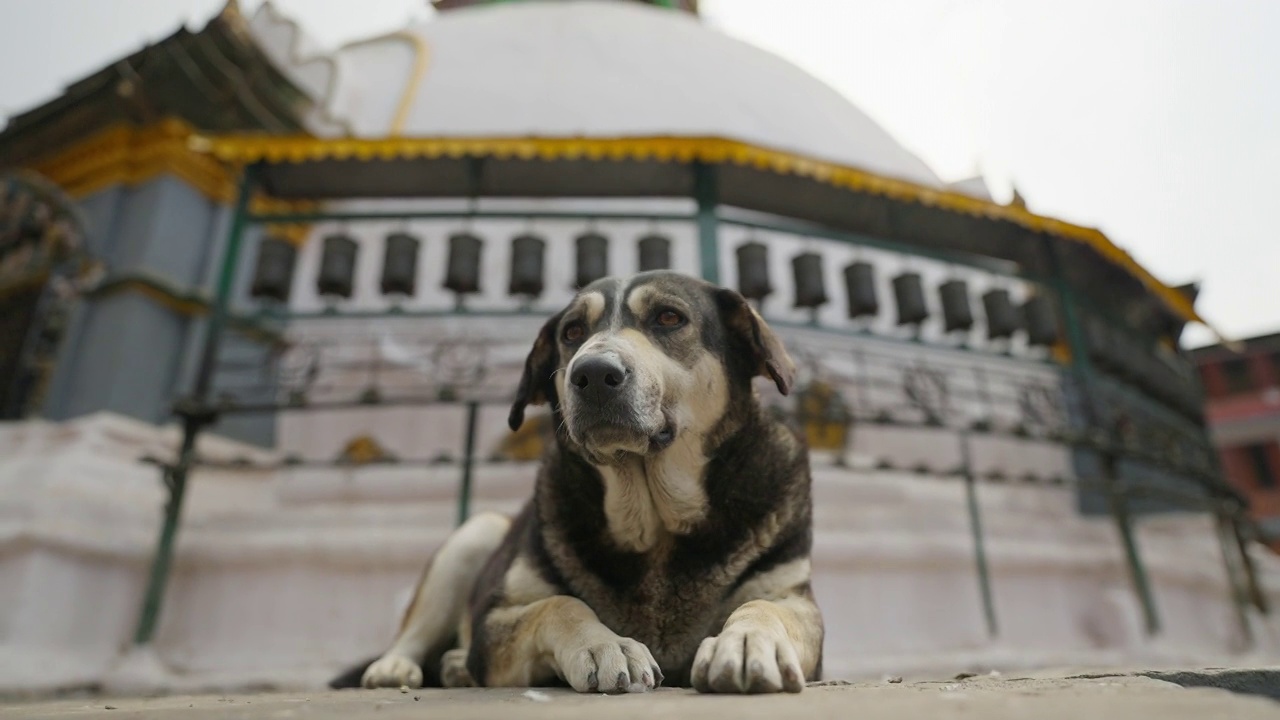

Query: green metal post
[960,431,998,638]
[1038,236,1090,375]
[132,416,198,645]
[1100,450,1161,636]
[194,165,259,399]
[457,400,480,526]
[1232,515,1269,614]
[1216,513,1255,648]
[694,162,719,285]
[133,165,257,646]
[1040,234,1160,637]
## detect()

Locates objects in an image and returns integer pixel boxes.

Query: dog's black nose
[570,355,629,402]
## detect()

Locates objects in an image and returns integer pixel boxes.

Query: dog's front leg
[477,596,663,693]
[362,512,510,689]
[691,591,823,694]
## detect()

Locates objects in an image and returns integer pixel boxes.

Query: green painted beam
[694,162,719,284]
[1042,233,1161,637]
[960,431,999,638]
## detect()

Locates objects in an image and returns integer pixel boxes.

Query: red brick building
[1189,332,1280,547]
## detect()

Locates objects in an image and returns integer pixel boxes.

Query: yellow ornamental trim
[25,120,317,246]
[33,119,236,201]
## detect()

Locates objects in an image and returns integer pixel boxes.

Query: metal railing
[124,163,1243,664]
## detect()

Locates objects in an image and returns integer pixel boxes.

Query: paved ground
[4,670,1280,720]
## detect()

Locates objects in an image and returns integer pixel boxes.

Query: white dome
[251,0,942,188]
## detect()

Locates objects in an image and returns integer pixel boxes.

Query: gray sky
[1,0,1275,348]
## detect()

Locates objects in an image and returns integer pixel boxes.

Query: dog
[330,271,823,694]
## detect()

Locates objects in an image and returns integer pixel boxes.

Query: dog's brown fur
[333,271,823,694]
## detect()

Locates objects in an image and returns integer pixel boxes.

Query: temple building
[1,0,1276,694]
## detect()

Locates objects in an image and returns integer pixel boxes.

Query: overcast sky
[1,0,1275,348]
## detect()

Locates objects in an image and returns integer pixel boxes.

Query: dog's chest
[584,555,735,676]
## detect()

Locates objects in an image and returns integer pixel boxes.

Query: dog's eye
[562,322,586,344]
[655,309,685,328]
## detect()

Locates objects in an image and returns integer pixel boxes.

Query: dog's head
[508,271,794,464]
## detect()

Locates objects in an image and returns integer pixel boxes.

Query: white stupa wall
[2,412,1278,695]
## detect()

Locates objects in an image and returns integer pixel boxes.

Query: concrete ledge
[3,672,1278,719]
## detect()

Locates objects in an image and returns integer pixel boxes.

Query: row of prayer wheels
[248,230,1058,347]
[738,243,1059,345]
[249,230,673,302]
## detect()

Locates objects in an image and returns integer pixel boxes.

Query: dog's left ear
[715,288,796,396]
[508,310,565,431]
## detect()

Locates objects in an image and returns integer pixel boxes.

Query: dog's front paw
[691,628,804,694]
[362,653,423,689]
[558,635,663,694]
[440,648,475,688]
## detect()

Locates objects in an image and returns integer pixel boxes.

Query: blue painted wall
[51,292,186,423]
[37,173,277,447]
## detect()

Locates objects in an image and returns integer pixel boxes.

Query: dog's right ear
[508,310,565,431]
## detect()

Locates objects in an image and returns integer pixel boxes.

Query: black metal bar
[247,209,696,225]
[1216,513,1255,648]
[457,400,480,526]
[209,394,513,416]
[255,307,546,322]
[1232,515,1270,614]
[1100,450,1161,637]
[763,319,1062,367]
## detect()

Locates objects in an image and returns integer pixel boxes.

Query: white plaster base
[2,413,1278,695]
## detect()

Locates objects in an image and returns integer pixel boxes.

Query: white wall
[2,412,1277,695]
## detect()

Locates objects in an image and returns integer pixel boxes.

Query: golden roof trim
[16,121,1214,336]
[25,119,313,244]
[31,118,234,202]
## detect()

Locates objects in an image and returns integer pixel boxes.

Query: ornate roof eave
[194,130,1220,339]
[0,6,311,168]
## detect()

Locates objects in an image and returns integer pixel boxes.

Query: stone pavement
[4,670,1280,719]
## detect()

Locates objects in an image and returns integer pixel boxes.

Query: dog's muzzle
[565,352,674,456]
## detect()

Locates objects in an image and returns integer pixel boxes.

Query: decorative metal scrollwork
[275,343,321,403]
[430,340,489,391]
[903,363,949,425]
[1017,381,1065,432]
[217,333,506,410]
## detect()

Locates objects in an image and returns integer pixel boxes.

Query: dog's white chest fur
[597,434,708,552]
